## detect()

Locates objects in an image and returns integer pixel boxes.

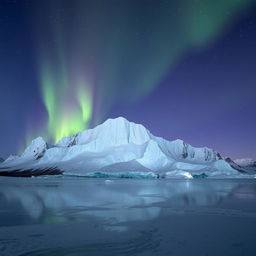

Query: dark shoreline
[0,167,62,177]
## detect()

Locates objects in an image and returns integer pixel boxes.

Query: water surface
[0,177,256,255]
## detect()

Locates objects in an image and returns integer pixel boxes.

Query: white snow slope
[0,117,246,178]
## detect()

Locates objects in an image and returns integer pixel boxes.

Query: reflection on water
[0,177,256,255]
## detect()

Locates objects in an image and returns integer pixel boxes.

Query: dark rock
[0,167,63,177]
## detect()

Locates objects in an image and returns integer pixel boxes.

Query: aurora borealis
[0,0,256,158]
[40,61,92,142]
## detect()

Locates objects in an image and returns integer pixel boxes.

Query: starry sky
[0,0,256,159]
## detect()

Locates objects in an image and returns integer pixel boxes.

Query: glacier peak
[0,117,249,178]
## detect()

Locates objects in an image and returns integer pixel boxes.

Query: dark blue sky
[110,10,256,159]
[0,0,256,159]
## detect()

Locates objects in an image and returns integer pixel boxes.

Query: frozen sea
[0,177,256,256]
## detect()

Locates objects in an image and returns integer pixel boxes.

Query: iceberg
[0,117,253,178]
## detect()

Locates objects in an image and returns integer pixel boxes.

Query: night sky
[0,0,256,159]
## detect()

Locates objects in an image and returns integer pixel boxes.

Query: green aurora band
[40,62,92,143]
[33,0,253,143]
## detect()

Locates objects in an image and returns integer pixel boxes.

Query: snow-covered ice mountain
[234,158,256,167]
[232,158,256,173]
[0,117,251,178]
